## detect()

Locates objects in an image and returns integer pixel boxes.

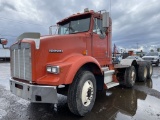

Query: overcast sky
[0,0,160,52]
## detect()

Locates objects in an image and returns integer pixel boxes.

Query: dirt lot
[0,62,160,120]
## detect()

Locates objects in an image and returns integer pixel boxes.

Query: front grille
[143,58,154,60]
[10,43,32,81]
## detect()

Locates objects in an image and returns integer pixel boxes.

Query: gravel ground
[0,62,160,120]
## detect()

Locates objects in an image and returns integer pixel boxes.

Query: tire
[156,60,159,66]
[68,71,96,116]
[146,62,153,79]
[138,64,147,82]
[124,66,136,88]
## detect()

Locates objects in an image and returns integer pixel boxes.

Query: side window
[93,18,102,34]
[58,23,69,35]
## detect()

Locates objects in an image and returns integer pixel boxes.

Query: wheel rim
[149,65,152,75]
[144,67,147,78]
[131,70,136,82]
[81,80,94,107]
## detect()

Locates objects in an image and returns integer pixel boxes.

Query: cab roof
[57,10,100,25]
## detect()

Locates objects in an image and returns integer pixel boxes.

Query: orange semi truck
[0,9,153,116]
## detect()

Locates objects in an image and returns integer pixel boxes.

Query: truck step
[104,70,115,83]
[106,82,119,89]
[104,70,115,75]
[101,67,109,72]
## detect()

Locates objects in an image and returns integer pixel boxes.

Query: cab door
[92,18,108,65]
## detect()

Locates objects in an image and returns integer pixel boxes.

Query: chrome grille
[11,43,32,81]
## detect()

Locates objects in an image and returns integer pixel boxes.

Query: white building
[0,48,10,60]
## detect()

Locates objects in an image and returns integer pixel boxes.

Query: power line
[0,17,49,27]
[1,34,17,37]
[0,33,17,38]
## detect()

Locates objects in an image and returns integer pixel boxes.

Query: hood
[33,33,88,79]
[39,34,87,61]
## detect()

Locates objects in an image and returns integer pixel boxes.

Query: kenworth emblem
[49,49,63,53]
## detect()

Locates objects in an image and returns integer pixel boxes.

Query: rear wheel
[68,71,96,116]
[124,66,136,88]
[146,62,153,79]
[138,64,147,82]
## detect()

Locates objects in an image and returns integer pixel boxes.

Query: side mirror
[102,12,109,28]
[0,38,9,49]
[49,25,58,35]
[49,25,53,35]
[0,38,8,45]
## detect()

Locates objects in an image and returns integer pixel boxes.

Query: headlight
[46,66,60,74]
[47,66,52,72]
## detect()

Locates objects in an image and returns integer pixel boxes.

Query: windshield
[58,15,90,35]
[146,52,158,56]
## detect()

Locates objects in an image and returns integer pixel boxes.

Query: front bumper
[10,78,58,103]
[150,60,158,64]
[151,60,158,64]
[144,60,158,64]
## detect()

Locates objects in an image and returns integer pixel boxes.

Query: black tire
[146,62,153,79]
[68,71,96,116]
[138,64,147,82]
[156,60,159,66]
[124,66,136,88]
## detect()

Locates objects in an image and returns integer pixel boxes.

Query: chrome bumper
[10,78,58,103]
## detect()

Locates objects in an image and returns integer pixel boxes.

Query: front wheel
[68,71,96,116]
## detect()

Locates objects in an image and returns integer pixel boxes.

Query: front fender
[64,55,102,84]
[37,54,102,85]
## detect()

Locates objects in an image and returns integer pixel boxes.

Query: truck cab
[0,38,10,61]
